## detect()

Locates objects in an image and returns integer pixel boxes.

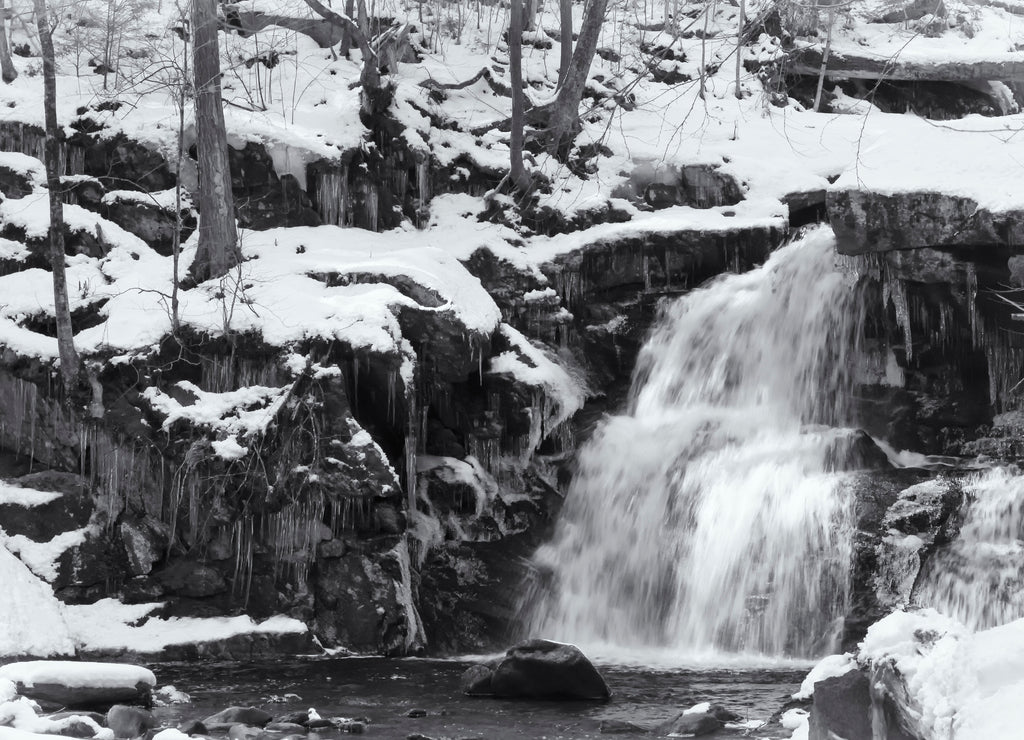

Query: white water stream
[528,227,866,659]
[915,467,1024,631]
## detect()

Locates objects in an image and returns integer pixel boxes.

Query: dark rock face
[12,681,152,711]
[828,189,1024,255]
[808,670,873,740]
[462,639,611,700]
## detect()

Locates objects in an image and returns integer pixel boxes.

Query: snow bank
[0,662,155,690]
[0,547,74,658]
[65,599,307,653]
[856,609,1024,740]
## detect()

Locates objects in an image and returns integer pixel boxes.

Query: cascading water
[527,226,866,660]
[914,467,1024,630]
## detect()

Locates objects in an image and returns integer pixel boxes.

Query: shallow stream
[154,658,805,739]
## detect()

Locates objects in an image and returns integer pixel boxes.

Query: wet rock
[177,720,208,735]
[155,560,227,598]
[460,664,494,696]
[599,719,648,734]
[807,670,872,740]
[229,724,261,740]
[657,711,722,736]
[405,708,427,718]
[0,162,36,199]
[305,719,332,729]
[828,189,1024,255]
[343,722,366,734]
[202,707,273,730]
[55,720,97,738]
[106,705,155,739]
[463,639,611,700]
[0,662,155,710]
[120,516,169,576]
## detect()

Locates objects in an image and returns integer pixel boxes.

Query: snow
[1,528,92,582]
[0,482,62,508]
[0,547,74,658]
[791,653,856,700]
[781,708,809,740]
[488,324,585,436]
[854,609,1024,740]
[0,662,155,690]
[64,600,308,654]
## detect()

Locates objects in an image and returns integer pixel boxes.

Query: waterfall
[914,467,1024,631]
[526,226,865,660]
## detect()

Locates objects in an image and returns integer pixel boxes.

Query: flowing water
[153,657,805,739]
[527,227,865,659]
[915,466,1024,630]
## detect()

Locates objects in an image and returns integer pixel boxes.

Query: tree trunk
[545,0,608,156]
[558,0,571,87]
[509,0,529,190]
[191,0,240,283]
[734,0,743,99]
[33,0,79,390]
[0,0,17,83]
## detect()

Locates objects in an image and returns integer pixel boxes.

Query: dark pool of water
[153,658,803,739]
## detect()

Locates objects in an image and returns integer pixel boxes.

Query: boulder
[657,711,722,736]
[202,707,273,730]
[106,705,155,739]
[0,662,155,710]
[808,670,872,740]
[461,639,611,700]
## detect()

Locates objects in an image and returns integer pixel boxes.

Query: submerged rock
[106,705,155,739]
[657,710,722,736]
[202,707,273,730]
[461,639,610,700]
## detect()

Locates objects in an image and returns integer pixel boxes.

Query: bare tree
[544,0,608,155]
[33,0,80,389]
[191,0,241,282]
[509,0,529,190]
[0,0,16,83]
[558,0,571,87]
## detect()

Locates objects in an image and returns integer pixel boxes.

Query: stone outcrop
[461,639,611,700]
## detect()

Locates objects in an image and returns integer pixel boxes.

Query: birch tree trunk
[509,0,529,190]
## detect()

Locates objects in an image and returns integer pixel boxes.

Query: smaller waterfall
[526,226,866,660]
[915,467,1024,630]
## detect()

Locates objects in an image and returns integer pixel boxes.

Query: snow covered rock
[0,662,156,710]
[461,639,610,700]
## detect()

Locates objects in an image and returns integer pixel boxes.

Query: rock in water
[107,705,155,739]
[202,707,273,730]
[461,639,610,700]
[0,662,156,709]
[657,711,722,736]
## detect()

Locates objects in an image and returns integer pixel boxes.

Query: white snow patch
[0,482,62,508]
[0,548,73,658]
[0,662,155,690]
[792,653,856,700]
